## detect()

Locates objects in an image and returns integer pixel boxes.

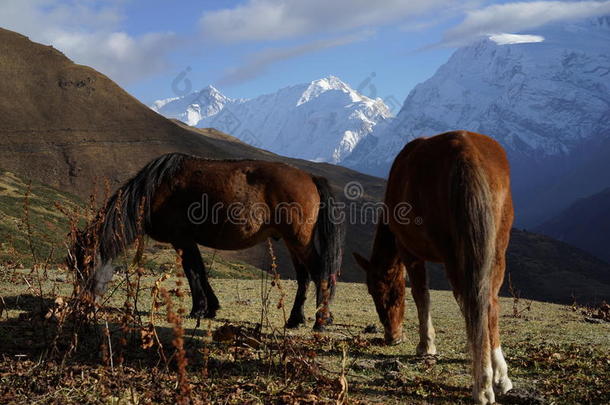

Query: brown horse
[68,153,344,330]
[354,131,513,404]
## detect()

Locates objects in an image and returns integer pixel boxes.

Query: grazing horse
[353,131,514,404]
[68,153,344,330]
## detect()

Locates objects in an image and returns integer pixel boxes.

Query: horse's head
[354,252,405,345]
[66,229,114,298]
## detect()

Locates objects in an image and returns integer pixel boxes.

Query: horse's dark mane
[97,152,188,262]
[75,153,294,264]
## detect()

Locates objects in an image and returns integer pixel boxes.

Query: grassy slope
[0,170,82,266]
[0,169,262,279]
[0,267,608,404]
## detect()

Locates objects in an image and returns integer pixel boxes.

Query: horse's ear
[353,252,371,273]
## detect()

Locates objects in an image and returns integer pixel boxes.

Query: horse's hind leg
[285,251,311,328]
[310,256,333,332]
[403,259,437,356]
[174,242,220,319]
[490,251,512,395]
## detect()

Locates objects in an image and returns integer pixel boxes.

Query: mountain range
[151,77,392,164]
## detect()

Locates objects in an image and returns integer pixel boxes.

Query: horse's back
[386,130,512,261]
[389,130,510,199]
[150,156,320,248]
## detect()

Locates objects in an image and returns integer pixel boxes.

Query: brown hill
[0,27,382,280]
[0,27,608,304]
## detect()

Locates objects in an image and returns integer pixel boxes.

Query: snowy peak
[150,76,393,163]
[150,96,180,112]
[297,76,362,105]
[151,85,233,126]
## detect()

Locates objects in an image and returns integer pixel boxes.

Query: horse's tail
[449,152,496,400]
[99,153,188,262]
[311,176,344,300]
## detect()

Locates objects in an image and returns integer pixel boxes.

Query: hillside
[536,187,610,264]
[0,27,383,278]
[425,228,610,305]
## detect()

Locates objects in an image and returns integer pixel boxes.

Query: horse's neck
[371,223,400,272]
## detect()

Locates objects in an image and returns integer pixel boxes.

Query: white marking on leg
[492,346,513,394]
[476,362,495,405]
[472,344,495,405]
[94,258,115,297]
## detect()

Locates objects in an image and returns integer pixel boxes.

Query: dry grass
[1,264,608,404]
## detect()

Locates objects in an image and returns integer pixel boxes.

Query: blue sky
[2,0,609,107]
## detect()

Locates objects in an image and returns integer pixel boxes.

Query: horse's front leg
[173,242,220,318]
[404,260,437,356]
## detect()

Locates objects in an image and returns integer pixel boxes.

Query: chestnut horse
[68,153,344,330]
[354,131,513,404]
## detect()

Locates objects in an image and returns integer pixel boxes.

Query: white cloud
[217,31,373,86]
[0,0,178,85]
[200,0,455,43]
[444,1,610,46]
[489,33,545,45]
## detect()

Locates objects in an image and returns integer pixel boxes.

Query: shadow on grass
[349,379,470,404]
[1,294,54,313]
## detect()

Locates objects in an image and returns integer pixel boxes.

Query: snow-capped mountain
[151,85,233,127]
[344,17,610,225]
[345,17,610,176]
[151,76,392,163]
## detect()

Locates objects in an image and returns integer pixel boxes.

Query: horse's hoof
[493,377,513,395]
[416,342,437,356]
[190,305,218,319]
[203,306,218,319]
[385,337,402,346]
[312,323,326,332]
[285,318,305,329]
[189,308,207,319]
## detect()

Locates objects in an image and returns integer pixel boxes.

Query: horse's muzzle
[384,330,403,346]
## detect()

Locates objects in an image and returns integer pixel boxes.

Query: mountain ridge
[536,187,610,264]
[151,75,393,163]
